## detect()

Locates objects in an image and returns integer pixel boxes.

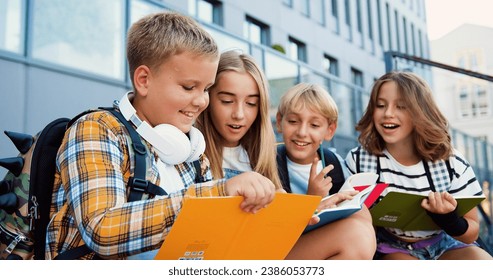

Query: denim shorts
[375,227,477,260]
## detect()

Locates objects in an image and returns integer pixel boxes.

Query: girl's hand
[225,171,276,213]
[307,156,334,197]
[421,191,457,214]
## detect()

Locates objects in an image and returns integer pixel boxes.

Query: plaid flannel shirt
[46,110,226,259]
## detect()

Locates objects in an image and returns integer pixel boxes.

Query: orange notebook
[154,193,321,260]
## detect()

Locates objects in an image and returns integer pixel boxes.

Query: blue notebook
[303,172,380,234]
[303,184,375,233]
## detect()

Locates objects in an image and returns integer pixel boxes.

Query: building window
[366,0,373,40]
[403,17,408,54]
[418,29,423,56]
[188,0,223,26]
[459,87,470,118]
[243,16,270,46]
[323,54,339,76]
[312,0,326,25]
[0,0,24,54]
[331,0,338,18]
[458,55,466,69]
[301,0,310,17]
[356,0,362,33]
[410,23,416,55]
[344,0,351,26]
[31,0,125,80]
[351,67,364,87]
[476,86,489,117]
[288,36,307,63]
[394,10,401,51]
[459,85,489,118]
[386,3,392,50]
[377,0,383,46]
[470,53,479,71]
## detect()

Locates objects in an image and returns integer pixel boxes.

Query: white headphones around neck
[118,92,205,165]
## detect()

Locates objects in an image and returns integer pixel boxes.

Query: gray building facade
[0,0,429,174]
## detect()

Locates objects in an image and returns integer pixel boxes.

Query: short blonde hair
[126,11,218,88]
[277,83,338,124]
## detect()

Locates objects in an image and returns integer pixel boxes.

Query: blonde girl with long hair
[196,50,282,189]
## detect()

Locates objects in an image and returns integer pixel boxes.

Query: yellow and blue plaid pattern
[46,110,226,259]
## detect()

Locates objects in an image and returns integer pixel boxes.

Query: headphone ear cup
[187,127,206,162]
[153,124,191,165]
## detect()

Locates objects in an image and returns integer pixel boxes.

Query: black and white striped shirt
[345,146,483,239]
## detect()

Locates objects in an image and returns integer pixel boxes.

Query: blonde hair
[196,50,282,189]
[277,83,338,124]
[356,71,452,161]
[126,11,218,89]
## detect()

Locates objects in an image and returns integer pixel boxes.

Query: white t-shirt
[286,158,323,195]
[222,146,252,178]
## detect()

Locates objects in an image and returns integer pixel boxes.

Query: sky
[425,0,493,40]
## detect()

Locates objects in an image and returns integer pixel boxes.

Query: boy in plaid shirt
[46,11,275,260]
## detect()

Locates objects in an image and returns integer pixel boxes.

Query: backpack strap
[355,147,361,174]
[423,161,437,192]
[354,146,382,183]
[376,155,382,183]
[100,107,167,201]
[54,244,99,260]
[445,159,453,182]
[320,148,345,194]
[192,159,205,183]
[276,145,291,193]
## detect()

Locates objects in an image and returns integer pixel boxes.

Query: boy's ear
[324,122,337,141]
[134,65,151,96]
[275,112,282,133]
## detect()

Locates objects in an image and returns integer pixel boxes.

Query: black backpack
[0,107,200,260]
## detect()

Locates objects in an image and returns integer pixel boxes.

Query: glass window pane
[0,0,23,54]
[31,0,125,80]
[265,53,298,111]
[189,0,221,25]
[249,24,261,45]
[244,18,266,45]
[331,81,354,136]
[289,41,298,61]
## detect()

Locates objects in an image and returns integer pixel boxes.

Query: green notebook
[370,191,485,231]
